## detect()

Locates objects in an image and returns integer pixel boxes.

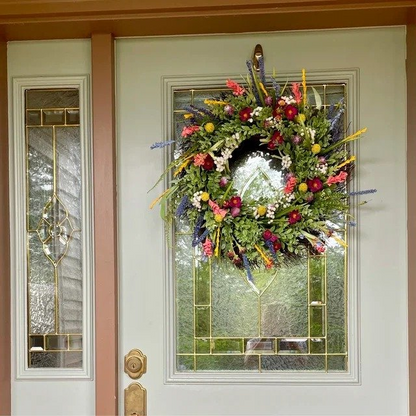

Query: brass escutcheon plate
[125,382,147,416]
[124,349,147,379]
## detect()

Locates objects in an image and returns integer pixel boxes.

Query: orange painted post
[0,39,11,416]
[91,33,119,416]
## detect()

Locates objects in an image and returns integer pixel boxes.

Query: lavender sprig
[242,254,253,282]
[265,240,278,262]
[150,140,175,149]
[258,56,266,85]
[271,77,281,97]
[176,195,189,217]
[192,229,209,247]
[246,60,262,106]
[349,189,377,196]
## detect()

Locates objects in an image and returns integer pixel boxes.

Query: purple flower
[219,177,228,188]
[230,207,241,217]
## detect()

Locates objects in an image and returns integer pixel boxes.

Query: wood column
[91,33,118,416]
[407,18,416,416]
[0,39,11,416]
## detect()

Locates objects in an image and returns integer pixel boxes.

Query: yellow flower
[257,205,267,216]
[214,214,223,223]
[183,113,193,119]
[299,183,308,193]
[296,114,306,123]
[312,144,321,154]
[201,192,210,202]
[205,123,215,133]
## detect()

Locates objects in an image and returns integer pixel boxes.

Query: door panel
[116,28,407,415]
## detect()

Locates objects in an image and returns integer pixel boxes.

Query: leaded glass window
[26,89,84,369]
[173,84,348,373]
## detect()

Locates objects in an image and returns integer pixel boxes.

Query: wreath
[151,59,374,280]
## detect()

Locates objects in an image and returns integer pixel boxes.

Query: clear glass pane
[173,83,347,373]
[26,88,83,369]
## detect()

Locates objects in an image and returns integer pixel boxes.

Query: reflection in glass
[173,84,348,372]
[26,88,83,369]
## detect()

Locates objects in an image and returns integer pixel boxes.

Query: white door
[116,28,408,415]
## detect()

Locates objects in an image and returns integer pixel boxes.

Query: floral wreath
[151,59,375,281]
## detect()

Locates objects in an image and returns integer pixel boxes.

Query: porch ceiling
[0,0,414,40]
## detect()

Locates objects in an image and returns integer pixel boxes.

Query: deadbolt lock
[124,349,147,379]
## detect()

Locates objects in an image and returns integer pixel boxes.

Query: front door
[116,28,408,415]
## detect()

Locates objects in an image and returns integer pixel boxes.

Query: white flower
[282,155,292,169]
[191,191,203,211]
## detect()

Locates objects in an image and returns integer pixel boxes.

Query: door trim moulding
[10,75,94,379]
[162,69,360,385]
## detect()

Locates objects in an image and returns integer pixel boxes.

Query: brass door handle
[124,349,147,379]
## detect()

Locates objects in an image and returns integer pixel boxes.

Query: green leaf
[311,87,322,110]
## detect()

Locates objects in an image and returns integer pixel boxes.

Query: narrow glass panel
[66,109,80,125]
[174,84,347,373]
[26,89,79,109]
[26,88,83,369]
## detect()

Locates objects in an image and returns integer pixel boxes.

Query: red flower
[291,83,302,104]
[263,230,273,240]
[273,241,282,251]
[272,131,284,145]
[229,196,242,208]
[226,79,245,96]
[284,177,297,194]
[307,177,323,193]
[288,210,302,225]
[239,107,252,122]
[285,105,298,121]
[202,154,214,171]
[267,141,276,150]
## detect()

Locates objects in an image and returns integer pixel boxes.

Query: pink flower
[226,79,245,96]
[208,200,227,218]
[284,177,297,194]
[181,125,199,138]
[265,96,273,106]
[219,177,228,188]
[202,239,213,257]
[193,153,207,167]
[230,207,241,217]
[291,83,302,104]
[315,242,326,253]
[288,210,302,225]
[229,196,242,208]
[307,177,323,193]
[239,107,252,122]
[327,171,348,185]
[285,105,298,121]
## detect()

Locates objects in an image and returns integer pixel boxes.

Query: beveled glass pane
[310,338,325,354]
[43,110,65,125]
[197,355,258,371]
[310,307,325,337]
[278,338,307,354]
[26,110,41,125]
[327,245,347,353]
[195,258,210,305]
[327,355,347,372]
[196,338,210,353]
[26,88,83,369]
[309,255,325,304]
[214,339,244,354]
[66,109,80,125]
[195,307,210,337]
[261,355,325,371]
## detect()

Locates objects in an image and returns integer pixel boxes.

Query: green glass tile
[310,338,325,354]
[177,355,194,372]
[195,306,210,337]
[196,338,210,353]
[327,355,347,372]
[310,306,324,337]
[213,338,243,354]
[196,355,258,371]
[195,259,210,305]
